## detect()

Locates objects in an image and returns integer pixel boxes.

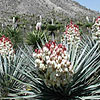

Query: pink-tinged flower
[61,21,80,44]
[92,16,100,31]
[92,16,100,42]
[33,41,73,87]
[96,16,100,23]
[0,35,14,58]
[65,21,80,34]
[35,49,38,53]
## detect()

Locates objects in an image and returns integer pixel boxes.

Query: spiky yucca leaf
[0,51,35,99]
[16,37,100,100]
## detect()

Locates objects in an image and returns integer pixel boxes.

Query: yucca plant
[26,30,48,49]
[16,36,100,100]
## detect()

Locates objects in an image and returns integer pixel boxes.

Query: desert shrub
[26,30,48,49]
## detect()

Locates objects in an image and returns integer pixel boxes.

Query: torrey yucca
[17,37,100,100]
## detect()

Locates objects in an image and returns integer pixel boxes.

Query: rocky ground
[0,0,99,19]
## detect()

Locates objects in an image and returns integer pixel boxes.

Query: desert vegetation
[0,15,100,100]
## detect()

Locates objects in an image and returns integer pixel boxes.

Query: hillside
[0,0,99,20]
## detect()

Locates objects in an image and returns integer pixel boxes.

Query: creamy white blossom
[0,35,14,58]
[61,21,80,44]
[33,41,73,86]
[92,16,100,43]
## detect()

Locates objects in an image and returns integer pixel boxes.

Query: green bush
[41,24,47,30]
[26,30,48,49]
[47,24,57,31]
[84,22,93,28]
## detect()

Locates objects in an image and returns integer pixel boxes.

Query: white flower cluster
[92,16,100,31]
[61,21,80,44]
[0,35,14,57]
[92,16,100,43]
[33,41,73,86]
